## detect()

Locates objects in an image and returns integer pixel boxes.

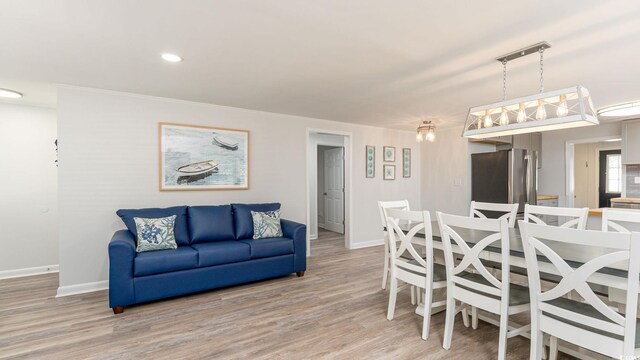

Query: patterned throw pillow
[133,215,178,252]
[251,210,283,239]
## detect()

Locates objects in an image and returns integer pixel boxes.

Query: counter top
[537,195,559,200]
[588,208,605,216]
[611,198,640,204]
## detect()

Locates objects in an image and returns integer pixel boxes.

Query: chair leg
[461,305,470,328]
[442,296,456,350]
[549,336,558,360]
[382,240,389,289]
[529,329,544,360]
[411,286,416,305]
[471,306,478,329]
[421,287,432,340]
[387,277,398,320]
[497,313,509,360]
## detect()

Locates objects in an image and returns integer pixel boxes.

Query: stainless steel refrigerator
[471,149,537,214]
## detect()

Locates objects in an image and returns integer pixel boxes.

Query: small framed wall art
[383,146,396,162]
[402,148,411,178]
[365,145,375,178]
[383,164,395,180]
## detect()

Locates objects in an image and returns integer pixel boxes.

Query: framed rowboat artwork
[159,123,249,191]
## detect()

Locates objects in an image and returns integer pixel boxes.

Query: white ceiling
[1,1,640,129]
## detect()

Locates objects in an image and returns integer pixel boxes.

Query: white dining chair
[602,208,640,233]
[470,201,519,228]
[524,204,589,229]
[520,221,640,360]
[385,208,447,340]
[436,212,530,360]
[377,200,410,290]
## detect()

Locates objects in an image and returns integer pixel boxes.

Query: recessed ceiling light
[161,53,183,63]
[598,102,640,117]
[0,88,23,99]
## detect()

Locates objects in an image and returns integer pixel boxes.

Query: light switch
[635,177,640,184]
[454,178,462,186]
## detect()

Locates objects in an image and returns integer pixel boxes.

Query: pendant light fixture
[416,120,436,142]
[462,42,598,139]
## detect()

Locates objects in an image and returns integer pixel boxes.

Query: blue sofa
[108,203,306,314]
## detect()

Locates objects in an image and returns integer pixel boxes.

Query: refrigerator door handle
[525,154,531,205]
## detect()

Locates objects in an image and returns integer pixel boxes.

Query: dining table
[389,220,634,360]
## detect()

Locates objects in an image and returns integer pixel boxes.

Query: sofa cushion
[232,203,281,239]
[240,237,294,259]
[134,246,198,277]
[117,206,190,246]
[134,216,178,252]
[251,209,283,239]
[188,205,235,243]
[192,241,251,267]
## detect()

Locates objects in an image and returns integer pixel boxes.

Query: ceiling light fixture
[597,102,640,118]
[161,53,183,63]
[0,88,23,99]
[416,120,436,142]
[462,42,598,139]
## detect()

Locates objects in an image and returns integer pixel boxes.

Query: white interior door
[323,147,344,234]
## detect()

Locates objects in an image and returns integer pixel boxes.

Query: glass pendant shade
[499,107,509,126]
[517,103,526,123]
[483,110,493,128]
[416,131,423,142]
[536,100,547,121]
[416,121,436,142]
[426,129,436,142]
[556,94,568,117]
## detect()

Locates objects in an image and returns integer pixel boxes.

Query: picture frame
[383,146,396,162]
[365,145,375,178]
[159,122,249,191]
[383,164,395,180]
[402,148,411,178]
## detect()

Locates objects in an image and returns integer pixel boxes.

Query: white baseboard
[310,234,318,240]
[0,264,59,280]
[56,280,109,297]
[349,238,384,249]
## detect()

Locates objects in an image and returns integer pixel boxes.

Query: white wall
[0,103,58,277]
[57,86,421,291]
[538,122,622,207]
[420,126,494,217]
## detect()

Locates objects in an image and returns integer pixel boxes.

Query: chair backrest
[602,208,640,233]
[385,209,433,283]
[524,204,588,229]
[436,211,510,302]
[378,200,410,231]
[469,201,519,228]
[519,221,640,357]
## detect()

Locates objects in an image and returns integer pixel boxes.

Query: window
[606,153,622,193]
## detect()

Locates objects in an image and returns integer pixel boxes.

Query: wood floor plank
[0,229,577,359]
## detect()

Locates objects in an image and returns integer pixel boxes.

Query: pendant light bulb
[556,94,568,117]
[483,110,493,128]
[426,129,435,142]
[499,107,509,126]
[536,100,547,121]
[416,131,423,142]
[517,103,527,123]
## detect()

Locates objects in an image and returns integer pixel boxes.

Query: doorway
[598,149,622,208]
[318,146,344,234]
[306,129,352,255]
[566,137,622,209]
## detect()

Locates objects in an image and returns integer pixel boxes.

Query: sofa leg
[112,306,124,314]
[296,271,305,277]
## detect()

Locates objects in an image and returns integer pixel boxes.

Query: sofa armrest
[108,230,136,308]
[281,219,306,273]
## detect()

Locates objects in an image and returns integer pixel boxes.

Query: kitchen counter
[588,208,605,216]
[611,198,640,204]
[537,195,559,201]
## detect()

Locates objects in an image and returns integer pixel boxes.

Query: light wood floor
[0,229,573,359]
